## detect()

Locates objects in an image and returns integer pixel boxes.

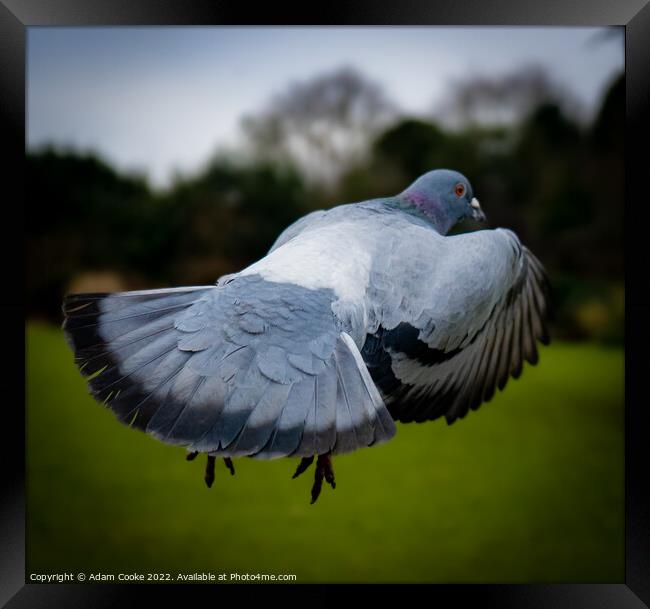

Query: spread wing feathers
[62,275,395,459]
[362,228,551,425]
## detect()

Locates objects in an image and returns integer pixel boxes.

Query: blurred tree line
[27,66,623,343]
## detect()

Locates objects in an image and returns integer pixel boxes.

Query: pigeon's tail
[250,332,396,460]
[62,286,215,429]
[62,278,396,459]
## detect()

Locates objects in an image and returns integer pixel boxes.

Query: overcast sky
[27,27,624,188]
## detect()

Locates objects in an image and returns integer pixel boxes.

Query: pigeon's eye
[454,183,466,198]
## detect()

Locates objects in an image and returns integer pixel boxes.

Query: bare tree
[241,66,398,183]
[436,63,584,128]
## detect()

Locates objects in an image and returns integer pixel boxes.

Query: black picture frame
[5,1,649,606]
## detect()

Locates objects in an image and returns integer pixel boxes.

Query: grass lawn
[26,322,624,583]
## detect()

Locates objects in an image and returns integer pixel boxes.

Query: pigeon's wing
[362,227,551,424]
[63,273,395,460]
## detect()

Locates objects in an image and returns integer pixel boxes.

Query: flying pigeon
[62,169,551,503]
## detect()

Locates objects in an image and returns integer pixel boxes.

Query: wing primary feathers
[470,322,495,408]
[525,279,545,346]
[376,240,551,427]
[510,296,524,379]
[482,317,504,403]
[497,306,515,391]
[520,281,539,365]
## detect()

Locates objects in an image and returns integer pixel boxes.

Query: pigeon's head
[397,169,485,235]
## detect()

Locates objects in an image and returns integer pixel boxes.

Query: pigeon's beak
[470,197,486,222]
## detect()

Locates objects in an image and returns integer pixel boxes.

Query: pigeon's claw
[321,454,336,490]
[186,451,235,484]
[292,456,314,479]
[204,455,216,488]
[310,454,336,505]
[223,457,235,476]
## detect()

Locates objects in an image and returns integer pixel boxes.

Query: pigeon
[62,169,551,504]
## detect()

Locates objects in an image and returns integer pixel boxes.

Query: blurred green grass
[27,322,623,582]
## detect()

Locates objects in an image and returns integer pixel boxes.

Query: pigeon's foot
[205,455,216,488]
[185,451,235,488]
[292,453,336,504]
[223,457,235,476]
[292,456,314,479]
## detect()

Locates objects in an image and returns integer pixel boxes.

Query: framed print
[4,1,650,606]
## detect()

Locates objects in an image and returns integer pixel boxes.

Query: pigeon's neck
[388,193,455,235]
